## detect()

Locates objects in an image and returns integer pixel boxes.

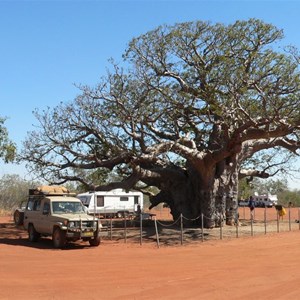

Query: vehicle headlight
[93,221,98,228]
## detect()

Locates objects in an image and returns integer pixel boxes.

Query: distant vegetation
[239,177,300,207]
[277,190,300,207]
[0,174,39,215]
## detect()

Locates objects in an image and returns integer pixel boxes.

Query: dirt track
[1,210,300,300]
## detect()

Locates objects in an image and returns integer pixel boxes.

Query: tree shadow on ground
[101,222,210,246]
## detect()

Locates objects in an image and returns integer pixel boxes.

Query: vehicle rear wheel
[28,224,40,242]
[52,228,66,249]
[14,211,23,226]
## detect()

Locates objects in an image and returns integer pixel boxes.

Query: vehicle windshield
[52,201,86,214]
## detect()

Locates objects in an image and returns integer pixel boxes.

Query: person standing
[248,196,255,212]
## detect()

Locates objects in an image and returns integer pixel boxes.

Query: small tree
[0,118,15,163]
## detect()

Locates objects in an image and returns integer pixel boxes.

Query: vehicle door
[24,197,42,231]
[38,199,53,235]
[24,198,34,229]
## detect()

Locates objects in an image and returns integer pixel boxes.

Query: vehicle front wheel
[52,228,66,249]
[89,235,101,247]
[28,224,40,242]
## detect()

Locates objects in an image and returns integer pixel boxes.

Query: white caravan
[77,189,143,218]
[253,193,278,207]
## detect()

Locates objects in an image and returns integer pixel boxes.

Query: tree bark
[149,156,240,228]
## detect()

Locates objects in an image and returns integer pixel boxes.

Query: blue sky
[1,0,300,188]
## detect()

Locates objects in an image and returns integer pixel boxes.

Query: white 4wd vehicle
[23,186,101,248]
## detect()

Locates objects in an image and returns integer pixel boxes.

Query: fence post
[288,206,291,231]
[220,216,223,240]
[180,213,183,245]
[299,208,300,230]
[201,213,204,242]
[264,206,267,235]
[140,213,142,245]
[154,216,160,248]
[124,214,127,243]
[277,211,279,233]
[110,217,113,240]
[250,213,253,236]
[235,217,239,238]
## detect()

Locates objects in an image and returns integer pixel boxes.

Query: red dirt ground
[1,209,300,300]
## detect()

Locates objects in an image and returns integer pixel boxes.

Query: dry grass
[0,209,12,217]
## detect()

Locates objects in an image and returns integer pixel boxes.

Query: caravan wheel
[117,211,130,218]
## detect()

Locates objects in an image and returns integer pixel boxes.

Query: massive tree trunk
[217,155,240,225]
[149,156,240,228]
[155,184,222,228]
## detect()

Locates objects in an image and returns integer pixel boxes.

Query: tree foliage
[239,176,290,200]
[0,118,15,163]
[278,189,300,206]
[0,174,39,212]
[20,19,300,227]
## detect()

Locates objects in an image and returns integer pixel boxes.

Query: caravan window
[120,196,129,202]
[134,196,139,204]
[77,195,91,206]
[97,196,104,207]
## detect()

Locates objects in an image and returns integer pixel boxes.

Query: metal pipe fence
[99,207,300,248]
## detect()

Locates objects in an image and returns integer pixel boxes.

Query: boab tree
[21,19,300,227]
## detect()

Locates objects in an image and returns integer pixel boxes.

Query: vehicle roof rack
[29,185,75,196]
